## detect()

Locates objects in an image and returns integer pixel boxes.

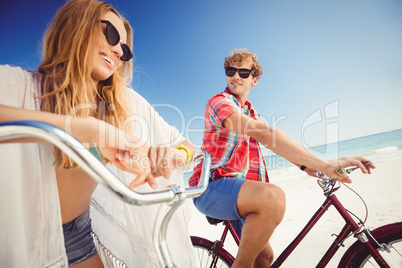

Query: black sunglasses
[101,20,133,61]
[225,67,255,79]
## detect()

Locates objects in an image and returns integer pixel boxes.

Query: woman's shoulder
[0,65,38,108]
[124,87,152,109]
[0,65,34,83]
[0,64,29,74]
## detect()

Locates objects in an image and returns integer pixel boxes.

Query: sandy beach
[187,158,402,267]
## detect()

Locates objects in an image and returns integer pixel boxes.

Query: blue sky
[1,0,402,151]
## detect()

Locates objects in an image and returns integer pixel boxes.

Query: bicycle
[191,164,402,267]
[0,120,212,268]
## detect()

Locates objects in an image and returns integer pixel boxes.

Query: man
[189,49,374,267]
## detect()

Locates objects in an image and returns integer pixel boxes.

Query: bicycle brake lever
[346,161,373,174]
[316,172,336,184]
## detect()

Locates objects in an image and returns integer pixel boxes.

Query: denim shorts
[63,208,97,266]
[193,177,246,237]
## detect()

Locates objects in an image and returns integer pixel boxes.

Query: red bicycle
[191,164,402,267]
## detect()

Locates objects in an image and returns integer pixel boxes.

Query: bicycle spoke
[389,244,402,258]
[193,245,231,268]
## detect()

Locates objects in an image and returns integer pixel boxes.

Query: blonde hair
[224,49,263,78]
[38,0,133,168]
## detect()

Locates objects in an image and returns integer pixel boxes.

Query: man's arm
[222,111,371,182]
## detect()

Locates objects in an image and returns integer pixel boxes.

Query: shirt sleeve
[0,65,34,109]
[207,94,239,127]
[125,88,185,147]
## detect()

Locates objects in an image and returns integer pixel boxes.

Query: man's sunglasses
[101,20,133,61]
[225,67,255,79]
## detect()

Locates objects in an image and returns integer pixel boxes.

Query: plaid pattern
[189,88,269,187]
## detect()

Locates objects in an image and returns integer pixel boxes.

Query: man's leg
[255,242,274,267]
[232,180,286,268]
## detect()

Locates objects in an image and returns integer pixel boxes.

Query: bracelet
[300,165,306,171]
[175,145,191,167]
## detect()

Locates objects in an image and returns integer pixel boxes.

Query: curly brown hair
[224,49,263,78]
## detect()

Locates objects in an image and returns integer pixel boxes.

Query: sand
[187,158,402,267]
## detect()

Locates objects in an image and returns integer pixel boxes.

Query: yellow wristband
[175,145,191,167]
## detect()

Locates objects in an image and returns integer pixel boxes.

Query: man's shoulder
[209,92,225,100]
[208,91,235,106]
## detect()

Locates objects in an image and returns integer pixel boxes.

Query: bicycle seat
[206,216,225,225]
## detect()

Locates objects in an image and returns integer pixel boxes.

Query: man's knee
[269,184,286,214]
[238,182,286,222]
[267,184,286,223]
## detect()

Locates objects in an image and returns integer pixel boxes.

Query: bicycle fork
[354,228,392,267]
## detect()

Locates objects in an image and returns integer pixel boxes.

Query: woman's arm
[0,104,156,185]
[0,104,98,143]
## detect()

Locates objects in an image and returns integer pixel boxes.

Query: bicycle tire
[339,222,402,267]
[191,236,234,268]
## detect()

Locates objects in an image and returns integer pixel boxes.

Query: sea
[183,128,402,184]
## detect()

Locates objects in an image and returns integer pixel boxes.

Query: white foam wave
[363,146,402,162]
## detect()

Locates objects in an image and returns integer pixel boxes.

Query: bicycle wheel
[339,222,402,267]
[191,236,234,268]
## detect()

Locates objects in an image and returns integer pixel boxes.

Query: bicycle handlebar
[0,120,211,205]
[316,161,372,196]
[0,120,211,267]
[316,161,373,181]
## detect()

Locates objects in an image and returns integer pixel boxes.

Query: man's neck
[224,88,250,105]
[231,92,248,105]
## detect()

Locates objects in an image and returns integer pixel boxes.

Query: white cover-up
[91,88,195,267]
[0,65,194,267]
[0,65,68,267]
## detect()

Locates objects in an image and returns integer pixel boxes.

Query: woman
[0,0,194,267]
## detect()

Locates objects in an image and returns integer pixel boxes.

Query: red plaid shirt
[189,88,269,187]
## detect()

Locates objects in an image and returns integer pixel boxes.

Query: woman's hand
[148,145,188,179]
[73,118,194,190]
[109,145,188,190]
[111,148,157,190]
[80,118,156,189]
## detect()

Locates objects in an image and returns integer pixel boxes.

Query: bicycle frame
[213,189,391,267]
[271,192,389,267]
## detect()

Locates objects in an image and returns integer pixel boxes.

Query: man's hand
[324,157,375,183]
[301,157,375,183]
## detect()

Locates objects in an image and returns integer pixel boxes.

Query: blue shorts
[193,177,246,237]
[63,208,98,266]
